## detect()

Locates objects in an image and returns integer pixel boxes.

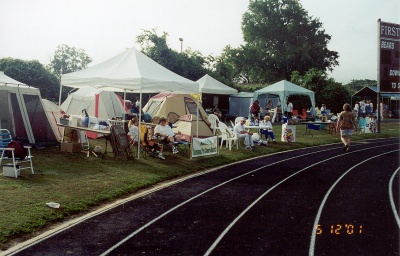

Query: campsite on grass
[1,45,399,252]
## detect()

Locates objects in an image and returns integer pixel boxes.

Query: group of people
[128,116,183,160]
[354,99,374,117]
[233,115,277,150]
[250,98,294,122]
[128,98,359,155]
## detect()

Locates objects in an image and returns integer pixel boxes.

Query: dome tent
[0,71,58,146]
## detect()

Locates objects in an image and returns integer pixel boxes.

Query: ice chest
[60,142,81,153]
[2,164,20,177]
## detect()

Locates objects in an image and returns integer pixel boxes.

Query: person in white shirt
[154,117,182,154]
[359,99,366,114]
[260,116,276,142]
[234,117,255,149]
[286,100,293,118]
[128,116,139,143]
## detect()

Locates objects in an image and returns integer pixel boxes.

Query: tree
[0,58,59,101]
[239,0,339,83]
[136,29,209,81]
[47,44,92,77]
[291,69,351,114]
[344,79,377,95]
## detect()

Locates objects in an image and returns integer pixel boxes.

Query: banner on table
[192,136,218,158]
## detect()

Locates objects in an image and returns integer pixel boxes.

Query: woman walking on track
[337,103,357,152]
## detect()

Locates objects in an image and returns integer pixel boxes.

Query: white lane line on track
[389,167,400,228]
[308,149,400,256]
[101,141,399,256]
[99,145,348,256]
[204,143,400,256]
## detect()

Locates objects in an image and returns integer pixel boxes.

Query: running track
[6,138,400,256]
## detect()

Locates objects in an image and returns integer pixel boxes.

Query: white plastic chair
[208,114,220,135]
[218,122,238,151]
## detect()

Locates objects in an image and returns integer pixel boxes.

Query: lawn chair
[139,124,163,159]
[208,114,220,135]
[218,122,238,150]
[0,129,34,178]
[77,131,95,157]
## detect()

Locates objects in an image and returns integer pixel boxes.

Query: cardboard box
[63,128,79,142]
[2,164,20,177]
[60,142,81,153]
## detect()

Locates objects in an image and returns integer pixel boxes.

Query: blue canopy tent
[252,80,316,119]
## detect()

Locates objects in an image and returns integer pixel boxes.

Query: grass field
[0,121,399,250]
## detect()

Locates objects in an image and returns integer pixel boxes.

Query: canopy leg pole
[123,90,127,118]
[137,89,142,159]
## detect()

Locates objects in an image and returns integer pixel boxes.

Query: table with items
[299,121,335,136]
[57,123,111,158]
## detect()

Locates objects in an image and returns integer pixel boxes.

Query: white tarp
[196,74,237,94]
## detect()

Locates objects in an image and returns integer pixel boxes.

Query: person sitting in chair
[260,116,276,143]
[234,117,255,150]
[143,126,165,160]
[154,117,182,154]
[128,116,139,144]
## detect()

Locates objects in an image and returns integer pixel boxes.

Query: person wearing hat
[154,117,182,154]
[234,117,255,150]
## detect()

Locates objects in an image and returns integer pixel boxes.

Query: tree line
[0,0,375,113]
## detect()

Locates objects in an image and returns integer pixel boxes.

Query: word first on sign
[379,20,400,93]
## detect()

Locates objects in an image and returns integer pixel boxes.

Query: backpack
[6,141,27,159]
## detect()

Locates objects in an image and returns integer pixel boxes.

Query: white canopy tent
[61,47,199,93]
[253,80,316,116]
[60,47,200,158]
[196,74,238,111]
[196,74,238,94]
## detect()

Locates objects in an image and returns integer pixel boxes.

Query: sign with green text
[192,136,218,158]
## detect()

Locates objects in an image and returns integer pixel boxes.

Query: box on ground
[60,142,81,153]
[2,164,20,177]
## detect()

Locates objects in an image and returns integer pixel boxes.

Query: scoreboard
[378,20,400,93]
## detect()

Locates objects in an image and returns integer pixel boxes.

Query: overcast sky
[0,0,399,84]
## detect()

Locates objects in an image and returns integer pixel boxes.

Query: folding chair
[110,125,132,160]
[77,131,95,157]
[0,129,34,178]
[139,125,162,159]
